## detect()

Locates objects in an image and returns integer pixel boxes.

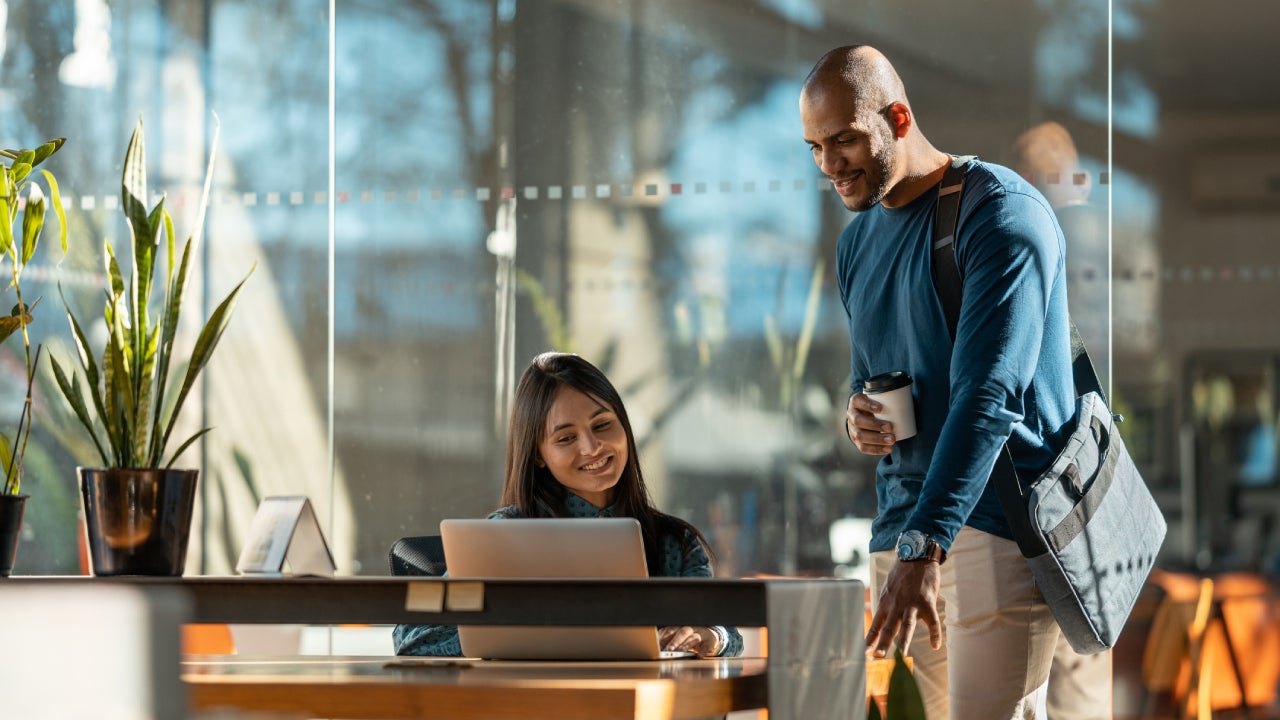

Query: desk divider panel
[764,580,866,719]
[1,583,189,720]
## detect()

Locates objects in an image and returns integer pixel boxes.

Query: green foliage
[514,268,571,353]
[868,650,927,720]
[1,137,68,495]
[50,117,254,470]
[764,259,824,411]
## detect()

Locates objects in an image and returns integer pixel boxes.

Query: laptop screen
[440,517,649,579]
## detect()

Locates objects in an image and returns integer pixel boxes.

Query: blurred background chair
[1141,569,1280,718]
[389,534,447,577]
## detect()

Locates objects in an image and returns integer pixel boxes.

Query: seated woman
[394,351,743,657]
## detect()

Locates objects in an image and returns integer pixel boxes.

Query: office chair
[388,534,448,577]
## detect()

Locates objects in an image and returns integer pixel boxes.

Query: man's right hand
[865,557,943,658]
[846,392,895,455]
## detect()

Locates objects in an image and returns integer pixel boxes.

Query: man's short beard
[849,183,889,212]
[847,153,895,211]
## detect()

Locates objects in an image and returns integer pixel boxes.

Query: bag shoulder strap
[931,159,968,340]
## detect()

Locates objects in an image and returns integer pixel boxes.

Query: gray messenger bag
[930,156,1167,654]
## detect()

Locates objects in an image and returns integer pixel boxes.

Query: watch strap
[902,539,946,563]
[921,540,947,564]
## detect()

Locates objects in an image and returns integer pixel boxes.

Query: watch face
[897,530,926,561]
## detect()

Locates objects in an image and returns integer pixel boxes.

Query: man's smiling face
[800,82,899,212]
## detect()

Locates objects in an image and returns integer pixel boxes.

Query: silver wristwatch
[706,625,729,656]
[896,529,947,563]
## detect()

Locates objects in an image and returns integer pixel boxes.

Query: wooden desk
[185,654,770,720]
[13,576,865,720]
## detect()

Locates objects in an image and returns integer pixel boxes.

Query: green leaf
[0,301,33,343]
[30,138,65,167]
[100,290,137,466]
[189,113,221,253]
[106,298,137,466]
[149,238,193,464]
[162,210,175,287]
[61,284,104,410]
[99,336,120,464]
[49,354,110,467]
[105,243,125,301]
[134,324,159,465]
[232,446,261,506]
[0,189,13,259]
[121,119,151,269]
[133,196,166,354]
[884,650,926,720]
[147,198,168,247]
[11,162,32,184]
[20,182,46,265]
[0,315,23,345]
[514,269,571,352]
[160,265,254,457]
[0,431,13,491]
[164,427,213,470]
[38,169,67,255]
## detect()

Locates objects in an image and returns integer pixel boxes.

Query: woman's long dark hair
[501,351,712,576]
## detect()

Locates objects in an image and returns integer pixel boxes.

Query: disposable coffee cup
[863,371,917,441]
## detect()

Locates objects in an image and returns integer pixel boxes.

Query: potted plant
[50,117,253,576]
[1,137,67,577]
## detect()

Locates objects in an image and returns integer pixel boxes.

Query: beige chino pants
[1047,631,1113,720]
[871,527,1108,720]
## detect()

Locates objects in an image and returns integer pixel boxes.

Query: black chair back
[388,534,447,577]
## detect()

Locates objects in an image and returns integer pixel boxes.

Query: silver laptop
[439,517,692,660]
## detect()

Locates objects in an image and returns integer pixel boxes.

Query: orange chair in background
[182,624,236,655]
[1141,569,1280,718]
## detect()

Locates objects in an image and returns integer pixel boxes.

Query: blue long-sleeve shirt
[393,492,745,657]
[836,157,1075,553]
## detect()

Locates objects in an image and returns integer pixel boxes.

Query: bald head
[801,45,908,118]
[800,45,947,211]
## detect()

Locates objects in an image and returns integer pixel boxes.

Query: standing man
[800,46,1107,719]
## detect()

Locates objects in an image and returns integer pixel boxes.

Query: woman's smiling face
[536,385,628,508]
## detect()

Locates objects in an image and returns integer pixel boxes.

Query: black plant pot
[79,468,198,577]
[0,493,28,577]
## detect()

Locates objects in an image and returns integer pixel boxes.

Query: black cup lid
[864,371,912,393]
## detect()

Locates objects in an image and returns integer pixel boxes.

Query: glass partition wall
[5,0,1118,578]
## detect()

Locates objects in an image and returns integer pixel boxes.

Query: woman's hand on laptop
[658,625,723,656]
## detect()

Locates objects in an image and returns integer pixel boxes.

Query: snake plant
[50,117,253,469]
[1,137,67,495]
